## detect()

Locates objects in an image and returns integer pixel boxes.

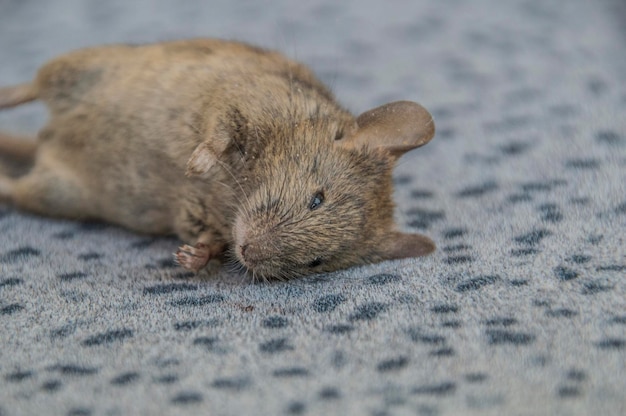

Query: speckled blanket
[1,1,625,415]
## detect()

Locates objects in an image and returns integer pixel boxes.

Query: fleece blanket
[1,0,625,415]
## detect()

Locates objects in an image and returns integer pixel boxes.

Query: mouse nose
[240,244,248,258]
[238,241,271,267]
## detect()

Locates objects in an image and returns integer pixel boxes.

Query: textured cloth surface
[1,1,625,415]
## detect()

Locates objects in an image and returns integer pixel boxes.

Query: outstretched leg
[0,163,93,219]
[0,175,14,201]
[0,131,37,161]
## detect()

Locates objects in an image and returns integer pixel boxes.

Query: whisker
[214,158,251,207]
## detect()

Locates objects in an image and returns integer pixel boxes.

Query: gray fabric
[1,0,625,415]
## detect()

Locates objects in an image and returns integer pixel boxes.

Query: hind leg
[0,164,93,219]
[0,131,37,161]
[0,132,37,179]
[0,175,14,201]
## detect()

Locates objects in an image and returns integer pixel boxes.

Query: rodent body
[0,39,436,279]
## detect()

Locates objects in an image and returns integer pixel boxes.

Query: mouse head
[231,101,436,280]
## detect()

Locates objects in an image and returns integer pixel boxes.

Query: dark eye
[308,257,323,268]
[309,191,324,210]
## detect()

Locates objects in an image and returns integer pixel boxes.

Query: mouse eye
[309,191,325,211]
[308,257,323,268]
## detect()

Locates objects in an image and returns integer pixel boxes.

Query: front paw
[174,243,211,273]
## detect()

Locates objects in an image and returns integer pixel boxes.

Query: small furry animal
[0,39,436,280]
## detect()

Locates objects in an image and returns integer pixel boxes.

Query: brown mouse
[0,38,436,280]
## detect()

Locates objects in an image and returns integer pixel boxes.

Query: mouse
[0,38,436,281]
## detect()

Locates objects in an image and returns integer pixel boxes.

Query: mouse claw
[175,243,211,273]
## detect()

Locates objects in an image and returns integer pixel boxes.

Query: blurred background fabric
[1,1,625,415]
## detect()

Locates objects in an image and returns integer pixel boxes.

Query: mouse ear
[187,108,251,177]
[186,132,230,178]
[378,231,436,261]
[339,101,435,159]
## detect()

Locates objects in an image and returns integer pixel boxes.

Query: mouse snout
[234,217,273,268]
[237,240,270,266]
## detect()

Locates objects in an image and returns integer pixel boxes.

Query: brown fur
[0,39,436,280]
